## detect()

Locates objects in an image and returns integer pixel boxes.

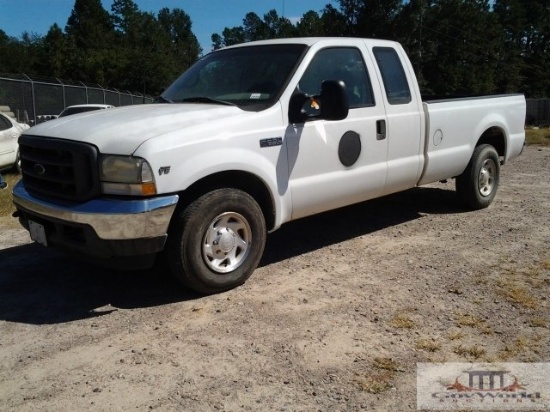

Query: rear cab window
[373,47,411,105]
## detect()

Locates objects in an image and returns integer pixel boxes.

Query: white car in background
[0,112,29,172]
[58,104,114,118]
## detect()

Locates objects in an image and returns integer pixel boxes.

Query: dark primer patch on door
[338,131,361,167]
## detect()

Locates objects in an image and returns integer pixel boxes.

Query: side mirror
[319,80,349,121]
[0,174,7,190]
[288,79,349,124]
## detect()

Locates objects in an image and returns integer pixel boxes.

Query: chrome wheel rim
[478,158,496,197]
[202,212,252,273]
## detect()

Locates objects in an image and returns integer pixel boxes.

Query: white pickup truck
[13,38,525,294]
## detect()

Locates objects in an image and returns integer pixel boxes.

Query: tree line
[0,0,201,95]
[0,0,548,98]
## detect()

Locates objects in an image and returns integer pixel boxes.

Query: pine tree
[494,0,550,97]
[65,0,116,84]
[42,24,71,78]
[296,11,324,37]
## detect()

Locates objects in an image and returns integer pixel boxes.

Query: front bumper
[12,182,178,259]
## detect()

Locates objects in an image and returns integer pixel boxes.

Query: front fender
[141,145,292,231]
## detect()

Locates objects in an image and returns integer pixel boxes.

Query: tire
[165,188,266,294]
[456,144,500,210]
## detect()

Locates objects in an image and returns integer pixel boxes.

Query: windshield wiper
[155,95,173,103]
[179,96,235,106]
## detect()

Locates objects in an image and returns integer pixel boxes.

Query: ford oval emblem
[34,164,46,175]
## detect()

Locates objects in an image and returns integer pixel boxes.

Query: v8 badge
[158,166,171,176]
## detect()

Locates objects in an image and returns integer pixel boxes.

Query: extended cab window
[373,47,412,105]
[298,48,375,109]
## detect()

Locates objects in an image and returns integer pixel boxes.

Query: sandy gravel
[0,146,549,411]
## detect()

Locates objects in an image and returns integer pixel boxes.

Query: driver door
[286,46,389,219]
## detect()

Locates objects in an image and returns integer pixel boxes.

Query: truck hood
[25,104,253,154]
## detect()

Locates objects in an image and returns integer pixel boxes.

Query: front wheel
[456,144,500,210]
[165,188,266,294]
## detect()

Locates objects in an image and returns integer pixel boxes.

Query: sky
[0,0,335,53]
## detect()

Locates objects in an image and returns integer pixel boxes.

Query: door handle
[376,120,386,140]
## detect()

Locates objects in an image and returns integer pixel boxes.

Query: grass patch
[416,338,441,353]
[354,357,401,394]
[454,313,485,328]
[496,336,539,361]
[454,345,486,359]
[447,330,465,341]
[0,172,19,217]
[496,279,538,309]
[528,317,547,328]
[453,313,494,334]
[373,357,401,372]
[389,313,415,329]
[525,128,550,146]
[490,259,546,309]
[355,371,394,394]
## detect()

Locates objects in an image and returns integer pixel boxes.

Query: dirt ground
[0,146,549,411]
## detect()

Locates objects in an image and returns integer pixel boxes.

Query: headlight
[99,155,156,196]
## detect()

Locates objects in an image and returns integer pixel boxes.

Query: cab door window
[298,47,375,109]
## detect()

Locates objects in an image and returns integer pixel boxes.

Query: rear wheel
[456,144,500,210]
[165,188,266,294]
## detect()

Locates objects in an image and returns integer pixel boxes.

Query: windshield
[160,44,307,111]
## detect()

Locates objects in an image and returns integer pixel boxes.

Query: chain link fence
[526,98,550,126]
[2,74,547,127]
[0,74,154,124]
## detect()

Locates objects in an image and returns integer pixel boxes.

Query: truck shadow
[261,185,463,266]
[0,242,194,325]
[0,185,462,325]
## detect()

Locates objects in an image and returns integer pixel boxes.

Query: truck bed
[418,94,526,186]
